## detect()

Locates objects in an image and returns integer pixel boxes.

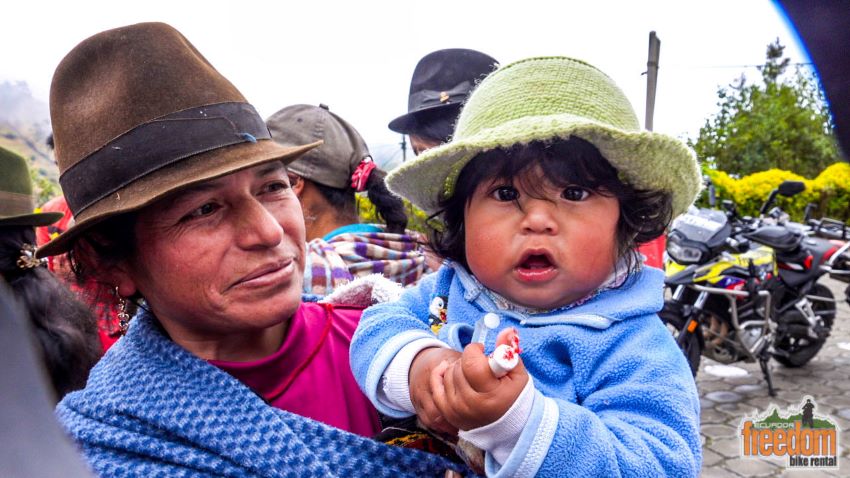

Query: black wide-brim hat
[388,49,498,135]
[37,22,319,258]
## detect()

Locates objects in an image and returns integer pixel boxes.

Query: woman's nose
[235,199,284,249]
[520,199,559,235]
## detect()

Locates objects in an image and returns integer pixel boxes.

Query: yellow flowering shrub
[704,163,850,222]
[811,162,850,220]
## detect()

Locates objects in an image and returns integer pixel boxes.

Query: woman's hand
[409,347,462,435]
[430,342,529,431]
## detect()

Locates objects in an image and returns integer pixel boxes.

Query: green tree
[29,166,60,206]
[690,40,840,178]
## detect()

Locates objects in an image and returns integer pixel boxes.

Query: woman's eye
[183,202,219,221]
[263,181,289,194]
[492,186,519,202]
[562,186,590,201]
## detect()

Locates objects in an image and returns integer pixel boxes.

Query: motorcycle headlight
[666,233,707,264]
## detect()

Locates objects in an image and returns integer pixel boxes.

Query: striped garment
[304,228,429,296]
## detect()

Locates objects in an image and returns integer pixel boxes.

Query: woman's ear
[74,239,139,298]
[289,174,305,198]
[111,264,139,299]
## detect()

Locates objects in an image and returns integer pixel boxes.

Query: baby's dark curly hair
[429,137,672,274]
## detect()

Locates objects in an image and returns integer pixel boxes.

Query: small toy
[488,328,521,378]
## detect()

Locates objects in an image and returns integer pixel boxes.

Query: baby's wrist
[380,338,449,414]
[410,347,456,379]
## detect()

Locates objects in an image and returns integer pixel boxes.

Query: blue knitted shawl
[56,309,468,477]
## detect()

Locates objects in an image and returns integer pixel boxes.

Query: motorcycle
[803,208,850,305]
[661,181,840,396]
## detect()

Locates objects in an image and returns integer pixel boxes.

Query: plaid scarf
[304,228,428,296]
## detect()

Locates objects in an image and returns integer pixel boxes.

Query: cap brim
[388,103,463,134]
[37,139,319,258]
[386,114,701,219]
[0,212,64,228]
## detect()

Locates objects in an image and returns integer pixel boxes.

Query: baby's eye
[491,186,519,202]
[562,186,590,201]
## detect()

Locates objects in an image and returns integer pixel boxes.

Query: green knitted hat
[386,56,701,218]
[0,146,63,227]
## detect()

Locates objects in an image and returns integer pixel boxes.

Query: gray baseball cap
[266,104,371,189]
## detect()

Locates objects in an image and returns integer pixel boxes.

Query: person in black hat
[389,49,498,155]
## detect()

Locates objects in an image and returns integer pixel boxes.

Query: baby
[351,56,703,477]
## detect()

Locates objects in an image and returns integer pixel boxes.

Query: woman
[0,145,101,402]
[40,22,467,477]
[266,104,429,295]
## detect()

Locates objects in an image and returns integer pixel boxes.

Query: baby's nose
[520,200,559,234]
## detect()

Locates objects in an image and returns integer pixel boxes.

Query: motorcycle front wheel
[659,301,703,376]
[773,283,836,367]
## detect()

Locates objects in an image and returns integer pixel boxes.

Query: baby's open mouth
[515,251,558,283]
[515,252,558,283]
[519,253,553,269]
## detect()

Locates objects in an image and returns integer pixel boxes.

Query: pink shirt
[210,302,381,437]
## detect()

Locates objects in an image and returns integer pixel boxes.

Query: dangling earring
[115,287,131,334]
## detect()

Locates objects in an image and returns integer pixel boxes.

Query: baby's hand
[430,342,528,431]
[408,347,462,435]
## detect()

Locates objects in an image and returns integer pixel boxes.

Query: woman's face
[115,162,306,348]
[409,134,442,156]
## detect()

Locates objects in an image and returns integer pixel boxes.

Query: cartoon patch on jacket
[428,295,448,334]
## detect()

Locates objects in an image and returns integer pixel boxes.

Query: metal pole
[400,134,407,162]
[645,31,661,131]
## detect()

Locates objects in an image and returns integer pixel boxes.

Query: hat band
[409,81,472,111]
[0,190,34,217]
[60,102,272,215]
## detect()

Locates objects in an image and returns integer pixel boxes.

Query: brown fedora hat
[37,22,319,257]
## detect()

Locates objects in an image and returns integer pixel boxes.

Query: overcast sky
[2,0,811,160]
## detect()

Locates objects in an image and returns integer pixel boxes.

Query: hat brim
[37,139,320,258]
[388,103,462,134]
[386,113,701,219]
[0,212,64,228]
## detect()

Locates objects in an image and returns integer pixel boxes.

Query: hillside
[0,80,59,203]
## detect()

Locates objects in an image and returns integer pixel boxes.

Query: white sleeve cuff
[376,338,450,413]
[458,377,535,466]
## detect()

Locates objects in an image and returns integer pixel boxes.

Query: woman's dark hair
[313,167,408,234]
[68,212,138,289]
[0,226,101,401]
[430,137,673,274]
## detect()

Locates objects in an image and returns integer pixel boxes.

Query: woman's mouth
[230,259,294,290]
[515,252,558,282]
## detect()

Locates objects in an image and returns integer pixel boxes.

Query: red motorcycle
[804,209,850,304]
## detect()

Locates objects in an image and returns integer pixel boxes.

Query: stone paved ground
[696,277,850,477]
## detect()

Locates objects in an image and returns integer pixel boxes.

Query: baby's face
[464,168,620,310]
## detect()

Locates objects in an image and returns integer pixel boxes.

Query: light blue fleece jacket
[350,262,701,478]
